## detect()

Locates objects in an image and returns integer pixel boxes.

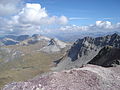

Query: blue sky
[0,0,120,36]
[26,0,120,25]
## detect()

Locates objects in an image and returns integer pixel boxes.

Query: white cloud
[18,3,48,24]
[95,21,113,29]
[58,21,120,33]
[58,16,68,24]
[60,25,89,31]
[0,3,68,35]
[69,17,89,20]
[116,23,120,28]
[0,4,17,16]
[0,0,22,16]
[11,3,68,25]
[0,1,119,36]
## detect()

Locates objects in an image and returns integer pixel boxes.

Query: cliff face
[88,46,120,67]
[68,33,120,61]
[54,33,120,70]
[3,65,120,90]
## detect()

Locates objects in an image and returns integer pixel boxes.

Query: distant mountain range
[1,31,120,43]
[0,35,30,45]
[0,34,71,52]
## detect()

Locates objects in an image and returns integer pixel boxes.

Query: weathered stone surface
[3,65,120,90]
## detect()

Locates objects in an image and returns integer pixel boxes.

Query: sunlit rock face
[3,65,120,90]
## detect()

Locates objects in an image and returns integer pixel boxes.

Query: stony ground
[3,64,120,90]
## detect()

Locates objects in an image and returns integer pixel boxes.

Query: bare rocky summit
[3,65,120,90]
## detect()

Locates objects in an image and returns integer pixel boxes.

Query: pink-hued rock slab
[3,65,120,90]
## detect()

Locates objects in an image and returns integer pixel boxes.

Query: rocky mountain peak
[48,38,56,46]
[32,34,39,39]
[111,33,119,37]
[67,36,96,61]
[48,38,67,48]
[40,38,69,53]
[54,33,120,70]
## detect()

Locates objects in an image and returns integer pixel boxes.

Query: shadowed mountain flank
[88,46,120,67]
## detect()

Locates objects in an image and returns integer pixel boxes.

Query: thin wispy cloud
[69,17,90,20]
[102,18,113,20]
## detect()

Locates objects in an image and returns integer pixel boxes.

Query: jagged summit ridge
[54,33,120,70]
[68,33,120,61]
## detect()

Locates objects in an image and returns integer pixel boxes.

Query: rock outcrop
[3,65,120,90]
[54,33,120,70]
[88,46,120,67]
[68,33,120,61]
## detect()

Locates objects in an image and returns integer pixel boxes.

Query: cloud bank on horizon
[0,0,120,36]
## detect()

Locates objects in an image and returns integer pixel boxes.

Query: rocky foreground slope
[3,65,120,90]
